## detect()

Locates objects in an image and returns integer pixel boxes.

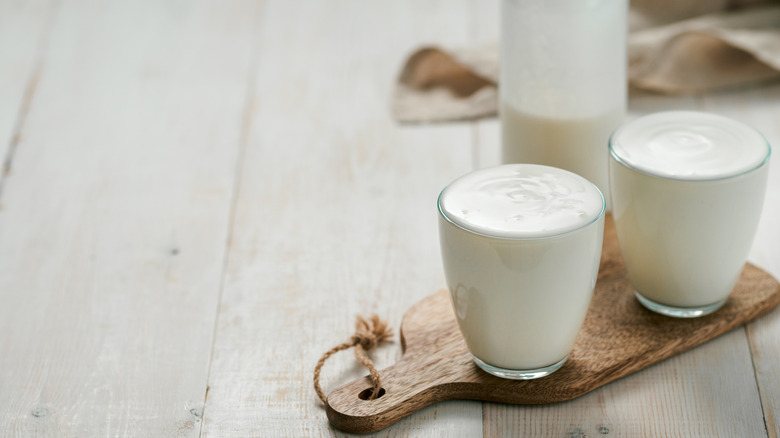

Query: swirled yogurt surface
[438,164,604,238]
[610,111,770,180]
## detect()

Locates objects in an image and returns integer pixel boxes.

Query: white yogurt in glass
[609,111,771,317]
[438,164,605,379]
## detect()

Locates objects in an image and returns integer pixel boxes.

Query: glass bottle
[501,0,628,207]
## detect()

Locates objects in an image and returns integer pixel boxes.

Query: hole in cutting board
[357,387,386,400]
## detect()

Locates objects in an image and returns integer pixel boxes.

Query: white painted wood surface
[0,1,778,437]
[199,1,484,436]
[702,85,780,438]
[0,0,257,436]
[0,0,55,176]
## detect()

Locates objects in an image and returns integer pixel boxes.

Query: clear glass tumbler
[438,164,605,379]
[609,111,771,317]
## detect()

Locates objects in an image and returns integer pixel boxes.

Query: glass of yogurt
[609,111,771,318]
[438,164,605,379]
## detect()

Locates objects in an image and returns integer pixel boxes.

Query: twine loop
[313,315,393,404]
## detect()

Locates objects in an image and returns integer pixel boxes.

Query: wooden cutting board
[324,215,780,434]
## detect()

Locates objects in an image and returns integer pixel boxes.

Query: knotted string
[313,315,393,404]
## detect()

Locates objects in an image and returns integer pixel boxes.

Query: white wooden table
[1,1,778,436]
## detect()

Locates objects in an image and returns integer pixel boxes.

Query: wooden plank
[0,1,257,436]
[199,0,486,436]
[700,83,780,438]
[483,329,765,437]
[0,0,55,179]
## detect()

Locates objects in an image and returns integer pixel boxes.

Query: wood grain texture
[0,0,256,436]
[0,0,55,175]
[325,215,780,434]
[199,1,486,437]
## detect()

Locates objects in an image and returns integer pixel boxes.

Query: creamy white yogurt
[439,164,605,238]
[610,111,768,180]
[438,164,605,374]
[609,111,770,314]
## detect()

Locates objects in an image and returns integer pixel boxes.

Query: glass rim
[436,179,606,241]
[608,117,772,183]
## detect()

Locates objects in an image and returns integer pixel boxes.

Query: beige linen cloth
[394,1,780,123]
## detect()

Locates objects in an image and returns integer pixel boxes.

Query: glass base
[472,355,568,380]
[635,290,727,318]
